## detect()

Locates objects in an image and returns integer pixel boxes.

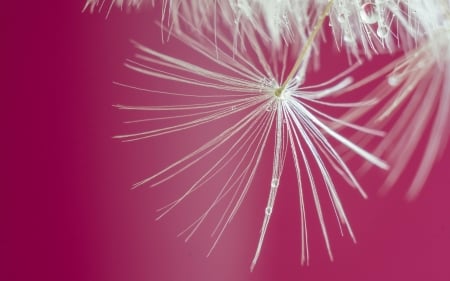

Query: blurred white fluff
[84,0,444,59]
[344,14,450,199]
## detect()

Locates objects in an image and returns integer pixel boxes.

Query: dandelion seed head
[273,78,299,101]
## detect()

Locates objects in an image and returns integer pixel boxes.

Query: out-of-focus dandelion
[85,0,432,59]
[342,11,450,199]
[376,2,450,199]
[165,0,426,59]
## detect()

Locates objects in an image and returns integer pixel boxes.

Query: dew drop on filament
[343,32,355,43]
[377,24,389,38]
[271,178,279,188]
[360,2,379,24]
[265,207,272,215]
[388,75,400,86]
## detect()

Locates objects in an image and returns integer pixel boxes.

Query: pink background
[3,2,450,280]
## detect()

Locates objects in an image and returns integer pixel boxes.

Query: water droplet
[231,105,236,110]
[343,32,355,43]
[388,75,400,86]
[389,1,399,12]
[443,18,450,28]
[377,24,389,38]
[259,77,273,92]
[337,13,346,23]
[360,2,379,24]
[265,105,273,111]
[265,207,272,215]
[270,79,277,87]
[417,60,426,69]
[282,13,289,25]
[293,75,304,86]
[271,178,279,188]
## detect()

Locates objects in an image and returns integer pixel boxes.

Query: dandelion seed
[113,4,391,269]
[84,0,450,271]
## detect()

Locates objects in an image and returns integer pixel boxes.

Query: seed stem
[277,0,334,94]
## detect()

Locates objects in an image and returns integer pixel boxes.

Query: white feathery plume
[340,8,450,199]
[113,5,390,269]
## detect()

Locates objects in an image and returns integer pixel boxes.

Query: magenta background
[3,2,450,281]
